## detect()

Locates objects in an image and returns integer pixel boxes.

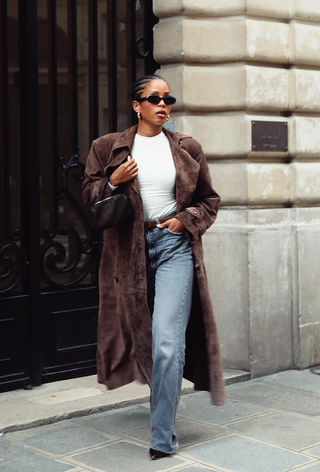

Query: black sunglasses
[137,94,176,105]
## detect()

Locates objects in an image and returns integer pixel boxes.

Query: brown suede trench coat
[82,125,225,406]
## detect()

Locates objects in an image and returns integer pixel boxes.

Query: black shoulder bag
[87,159,132,231]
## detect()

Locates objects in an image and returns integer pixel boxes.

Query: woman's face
[133,79,172,127]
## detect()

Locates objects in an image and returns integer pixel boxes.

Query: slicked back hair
[131,74,168,102]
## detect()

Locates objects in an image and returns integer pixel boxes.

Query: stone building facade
[1,0,319,392]
[153,0,320,376]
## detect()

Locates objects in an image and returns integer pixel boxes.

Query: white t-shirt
[131,131,177,221]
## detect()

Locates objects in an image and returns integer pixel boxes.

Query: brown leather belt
[144,213,177,230]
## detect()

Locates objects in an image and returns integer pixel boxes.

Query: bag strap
[89,176,109,207]
[89,153,130,207]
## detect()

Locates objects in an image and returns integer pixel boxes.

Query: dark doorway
[0,0,158,392]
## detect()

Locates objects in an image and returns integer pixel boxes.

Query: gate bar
[19,0,41,386]
[49,0,59,237]
[88,0,99,142]
[70,0,79,148]
[107,0,117,132]
[130,0,136,124]
[1,0,12,242]
[92,0,99,139]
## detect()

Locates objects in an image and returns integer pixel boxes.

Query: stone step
[0,369,250,434]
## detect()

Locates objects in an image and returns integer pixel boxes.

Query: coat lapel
[163,129,200,213]
[107,125,138,167]
[106,125,142,198]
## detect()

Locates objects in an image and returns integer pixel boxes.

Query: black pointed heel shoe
[149,448,170,460]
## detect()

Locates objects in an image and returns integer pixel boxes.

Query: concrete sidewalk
[1,368,320,471]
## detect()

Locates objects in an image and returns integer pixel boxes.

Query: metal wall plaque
[252,121,288,152]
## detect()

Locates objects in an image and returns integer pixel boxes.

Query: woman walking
[82,74,225,459]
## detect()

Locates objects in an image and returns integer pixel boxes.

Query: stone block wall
[153,0,320,375]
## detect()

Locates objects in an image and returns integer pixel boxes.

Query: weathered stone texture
[247,20,290,63]
[294,0,320,22]
[291,23,320,66]
[248,164,290,206]
[204,213,250,371]
[183,19,246,63]
[290,69,320,112]
[154,0,320,376]
[248,215,293,376]
[161,65,289,112]
[155,19,246,64]
[156,18,292,65]
[246,0,291,19]
[296,219,320,367]
[207,209,295,374]
[291,163,320,205]
[173,114,247,158]
[159,65,246,111]
[299,325,320,368]
[290,117,320,158]
[154,18,183,63]
[154,0,320,22]
[247,66,289,111]
[208,161,248,206]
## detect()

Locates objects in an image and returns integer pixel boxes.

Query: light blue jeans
[145,223,194,453]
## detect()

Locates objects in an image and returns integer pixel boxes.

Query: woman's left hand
[157,218,185,233]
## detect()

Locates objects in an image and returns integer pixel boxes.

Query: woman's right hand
[109,156,138,186]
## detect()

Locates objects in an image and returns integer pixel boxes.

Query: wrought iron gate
[0,0,158,392]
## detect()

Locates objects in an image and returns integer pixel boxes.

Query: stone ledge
[0,369,250,434]
[311,366,320,375]
[224,369,251,385]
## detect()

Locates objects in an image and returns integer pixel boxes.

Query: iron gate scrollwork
[40,141,97,289]
[0,0,158,392]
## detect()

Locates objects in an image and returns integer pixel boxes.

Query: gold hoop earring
[166,114,170,121]
[137,112,141,119]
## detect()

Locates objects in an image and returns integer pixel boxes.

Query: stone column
[153,0,320,376]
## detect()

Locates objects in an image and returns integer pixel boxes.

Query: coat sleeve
[82,140,112,207]
[175,140,220,244]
